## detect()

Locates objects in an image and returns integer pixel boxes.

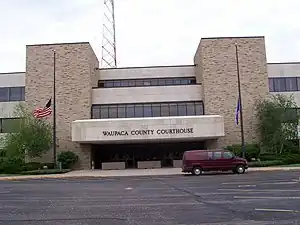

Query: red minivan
[182,149,248,175]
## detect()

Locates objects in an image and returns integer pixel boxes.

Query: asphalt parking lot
[0,171,299,225]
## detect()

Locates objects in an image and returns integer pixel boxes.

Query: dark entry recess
[92,141,205,169]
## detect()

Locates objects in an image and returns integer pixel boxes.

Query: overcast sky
[0,0,299,72]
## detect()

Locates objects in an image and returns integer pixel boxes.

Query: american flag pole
[53,50,57,167]
[235,43,246,158]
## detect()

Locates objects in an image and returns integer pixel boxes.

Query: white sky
[0,0,299,72]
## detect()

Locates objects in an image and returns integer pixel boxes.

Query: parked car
[181,149,248,175]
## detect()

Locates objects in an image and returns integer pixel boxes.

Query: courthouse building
[0,36,299,169]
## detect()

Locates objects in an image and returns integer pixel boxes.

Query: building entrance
[92,141,205,169]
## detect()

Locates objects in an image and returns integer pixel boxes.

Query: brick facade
[25,42,99,169]
[194,37,269,148]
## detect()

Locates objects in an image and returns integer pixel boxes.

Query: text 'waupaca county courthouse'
[1,36,300,170]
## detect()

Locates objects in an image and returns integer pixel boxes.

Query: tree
[255,94,299,155]
[3,103,53,160]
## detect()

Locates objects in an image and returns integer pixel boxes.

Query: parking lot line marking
[261,181,298,185]
[255,208,300,213]
[238,185,257,187]
[234,196,300,199]
[218,188,300,192]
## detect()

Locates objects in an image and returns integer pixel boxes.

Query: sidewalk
[0,166,300,181]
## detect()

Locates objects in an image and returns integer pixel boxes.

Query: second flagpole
[235,43,246,158]
[53,50,57,167]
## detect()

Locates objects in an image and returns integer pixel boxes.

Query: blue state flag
[235,97,240,125]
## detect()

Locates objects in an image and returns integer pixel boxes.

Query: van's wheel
[192,167,202,176]
[235,165,245,174]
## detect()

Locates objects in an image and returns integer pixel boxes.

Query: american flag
[235,96,240,125]
[33,98,52,118]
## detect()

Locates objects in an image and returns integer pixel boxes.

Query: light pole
[235,43,246,158]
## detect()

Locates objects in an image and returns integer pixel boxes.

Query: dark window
[169,103,178,116]
[285,77,297,91]
[1,118,21,133]
[120,80,129,87]
[177,103,187,116]
[92,101,204,119]
[135,80,143,87]
[104,81,114,88]
[195,102,203,115]
[108,105,118,118]
[9,87,24,101]
[98,81,104,88]
[174,79,182,85]
[268,78,275,92]
[152,104,160,117]
[113,80,121,87]
[188,78,196,84]
[150,79,158,86]
[160,104,169,117]
[0,88,9,102]
[213,151,222,159]
[297,78,300,91]
[273,78,286,92]
[126,105,135,118]
[158,79,166,86]
[128,80,136,87]
[92,106,100,119]
[165,79,173,86]
[143,80,151,86]
[186,103,195,116]
[117,105,126,118]
[180,79,189,85]
[143,104,152,117]
[100,106,109,119]
[134,104,143,117]
[223,151,233,159]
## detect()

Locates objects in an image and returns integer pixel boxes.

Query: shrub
[22,162,42,171]
[226,143,260,161]
[20,169,71,175]
[57,151,78,169]
[0,157,24,174]
[280,153,300,164]
[248,160,284,167]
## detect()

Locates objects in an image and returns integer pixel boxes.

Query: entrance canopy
[72,115,224,144]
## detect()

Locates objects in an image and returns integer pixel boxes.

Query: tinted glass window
[143,104,152,117]
[180,79,189,85]
[126,105,135,118]
[120,80,129,87]
[285,77,297,91]
[177,103,187,116]
[128,80,136,87]
[135,80,143,87]
[10,87,23,101]
[273,78,286,92]
[207,151,213,159]
[213,152,222,159]
[105,81,114,88]
[158,79,166,86]
[195,102,203,115]
[152,104,160,117]
[134,104,143,117]
[109,105,118,118]
[268,78,274,92]
[169,103,178,116]
[223,152,233,159]
[100,106,109,119]
[143,80,151,86]
[165,79,173,85]
[98,81,104,88]
[113,80,121,87]
[186,103,195,116]
[150,79,158,86]
[160,104,169,117]
[92,106,100,119]
[0,88,9,102]
[117,106,126,118]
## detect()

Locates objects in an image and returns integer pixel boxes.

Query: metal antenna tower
[101,0,117,68]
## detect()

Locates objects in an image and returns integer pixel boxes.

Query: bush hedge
[20,169,71,175]
[226,143,260,161]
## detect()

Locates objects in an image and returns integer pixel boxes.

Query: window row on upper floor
[97,77,197,88]
[92,101,204,119]
[0,118,21,133]
[269,77,300,92]
[0,87,25,102]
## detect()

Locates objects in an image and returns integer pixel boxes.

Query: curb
[0,167,300,181]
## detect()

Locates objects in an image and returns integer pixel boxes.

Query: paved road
[0,171,299,225]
